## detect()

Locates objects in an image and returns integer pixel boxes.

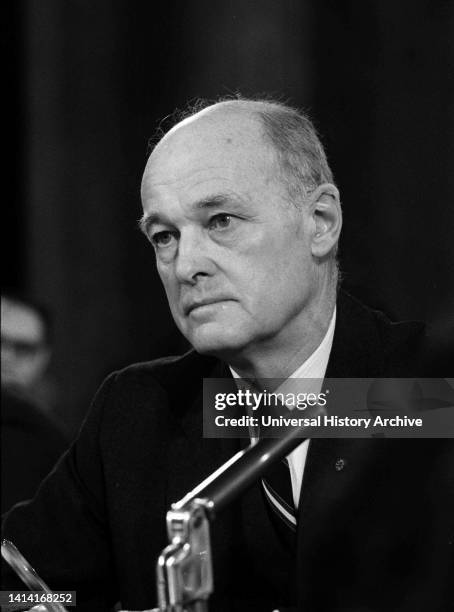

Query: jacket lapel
[165,357,239,506]
[164,358,243,601]
[295,292,391,607]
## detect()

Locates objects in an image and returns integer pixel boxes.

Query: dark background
[4,0,453,434]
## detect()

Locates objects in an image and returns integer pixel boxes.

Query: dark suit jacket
[2,292,453,611]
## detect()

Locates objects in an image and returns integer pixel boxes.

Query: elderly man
[2,99,452,612]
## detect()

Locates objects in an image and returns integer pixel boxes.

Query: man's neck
[227,288,336,384]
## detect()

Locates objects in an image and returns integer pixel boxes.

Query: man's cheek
[161,288,183,329]
[160,276,178,307]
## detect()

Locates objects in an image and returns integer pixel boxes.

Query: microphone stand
[156,402,325,612]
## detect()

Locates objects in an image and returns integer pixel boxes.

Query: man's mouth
[184,298,234,316]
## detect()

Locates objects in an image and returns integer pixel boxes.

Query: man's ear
[308,183,342,258]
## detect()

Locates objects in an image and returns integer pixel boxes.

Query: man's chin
[187,326,247,358]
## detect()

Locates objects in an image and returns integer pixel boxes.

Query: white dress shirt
[230,307,336,508]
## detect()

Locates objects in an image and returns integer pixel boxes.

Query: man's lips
[183,298,235,316]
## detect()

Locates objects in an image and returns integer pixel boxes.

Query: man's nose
[174,229,215,284]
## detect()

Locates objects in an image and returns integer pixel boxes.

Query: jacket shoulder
[333,291,427,376]
[96,350,224,418]
[113,350,220,386]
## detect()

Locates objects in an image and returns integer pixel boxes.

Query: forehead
[1,299,44,342]
[141,113,280,207]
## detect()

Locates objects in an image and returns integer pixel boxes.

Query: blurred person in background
[2,293,53,408]
[1,293,68,512]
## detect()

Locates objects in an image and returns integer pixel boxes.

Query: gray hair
[254,100,335,203]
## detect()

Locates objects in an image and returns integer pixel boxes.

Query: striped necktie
[243,382,297,538]
[262,455,297,544]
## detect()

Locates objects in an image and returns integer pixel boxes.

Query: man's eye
[151,231,175,247]
[209,214,233,231]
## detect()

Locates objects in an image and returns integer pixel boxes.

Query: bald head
[148,98,335,206]
[141,101,286,224]
[158,99,263,141]
[147,101,275,189]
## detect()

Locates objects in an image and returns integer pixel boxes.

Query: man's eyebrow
[194,193,244,209]
[138,212,160,236]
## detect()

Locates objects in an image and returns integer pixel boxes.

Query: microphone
[174,399,325,516]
